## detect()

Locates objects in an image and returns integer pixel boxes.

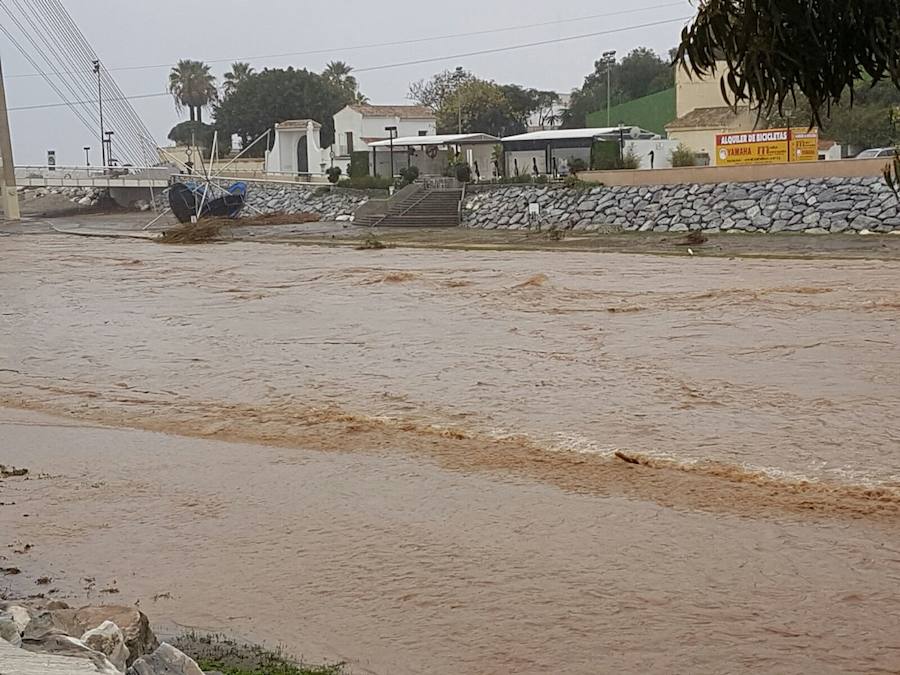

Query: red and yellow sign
[715,128,819,166]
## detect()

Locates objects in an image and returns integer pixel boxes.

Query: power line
[3,90,169,112]
[0,8,99,141]
[0,13,691,120]
[0,0,160,164]
[39,0,156,163]
[3,2,691,80]
[355,17,691,73]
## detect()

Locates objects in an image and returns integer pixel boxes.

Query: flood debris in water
[159,211,321,244]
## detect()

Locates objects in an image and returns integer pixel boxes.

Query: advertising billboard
[715,128,818,166]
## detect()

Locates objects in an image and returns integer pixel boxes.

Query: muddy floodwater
[2,235,900,673]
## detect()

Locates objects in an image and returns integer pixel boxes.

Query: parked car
[855,147,897,159]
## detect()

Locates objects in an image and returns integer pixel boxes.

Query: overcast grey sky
[2,0,694,164]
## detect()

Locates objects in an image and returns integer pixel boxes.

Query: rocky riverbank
[463,176,900,234]
[243,184,368,220]
[0,598,342,675]
[18,186,106,209]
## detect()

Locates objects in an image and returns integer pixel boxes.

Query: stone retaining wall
[463,177,900,234]
[244,183,368,220]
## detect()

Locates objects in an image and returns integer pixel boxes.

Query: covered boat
[168,181,248,224]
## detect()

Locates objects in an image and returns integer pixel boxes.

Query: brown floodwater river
[1,235,900,673]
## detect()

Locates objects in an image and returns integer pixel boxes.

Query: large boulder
[20,633,120,674]
[126,643,204,675]
[0,612,22,647]
[0,605,31,646]
[21,609,79,642]
[0,637,115,674]
[82,621,130,672]
[69,606,158,666]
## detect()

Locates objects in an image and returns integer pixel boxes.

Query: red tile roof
[348,104,435,119]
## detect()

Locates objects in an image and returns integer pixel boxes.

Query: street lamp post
[104,131,114,167]
[83,146,90,166]
[92,60,106,168]
[602,50,616,127]
[385,125,397,178]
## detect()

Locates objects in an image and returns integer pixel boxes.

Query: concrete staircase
[355,184,463,228]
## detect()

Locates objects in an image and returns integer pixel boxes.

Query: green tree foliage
[213,67,352,154]
[408,67,475,110]
[411,69,556,135]
[168,60,218,124]
[167,121,232,156]
[322,61,367,104]
[437,80,525,136]
[500,85,560,130]
[563,47,673,128]
[766,81,900,150]
[223,62,255,97]
[675,0,900,125]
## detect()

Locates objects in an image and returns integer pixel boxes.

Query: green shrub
[670,143,696,168]
[349,151,370,178]
[167,121,232,156]
[398,165,420,186]
[455,163,472,183]
[325,166,342,184]
[590,141,619,170]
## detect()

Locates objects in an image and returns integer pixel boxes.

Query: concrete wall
[578,157,892,186]
[624,139,682,170]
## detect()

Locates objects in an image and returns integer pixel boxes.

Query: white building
[331,104,436,175]
[264,119,324,176]
[265,104,437,178]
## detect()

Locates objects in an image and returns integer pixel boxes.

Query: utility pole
[93,60,106,168]
[0,55,21,221]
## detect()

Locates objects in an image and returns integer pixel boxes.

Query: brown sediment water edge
[3,394,899,524]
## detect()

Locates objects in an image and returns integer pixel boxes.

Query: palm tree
[168,60,218,123]
[323,60,366,103]
[223,61,254,97]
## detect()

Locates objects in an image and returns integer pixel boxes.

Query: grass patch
[173,632,345,675]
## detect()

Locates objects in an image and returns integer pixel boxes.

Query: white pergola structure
[501,127,660,176]
[367,133,499,178]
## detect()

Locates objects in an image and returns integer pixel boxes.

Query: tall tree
[675,0,900,125]
[213,67,353,153]
[322,61,367,104]
[408,67,474,110]
[223,62,255,97]
[437,80,525,137]
[168,60,218,124]
[562,47,673,128]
